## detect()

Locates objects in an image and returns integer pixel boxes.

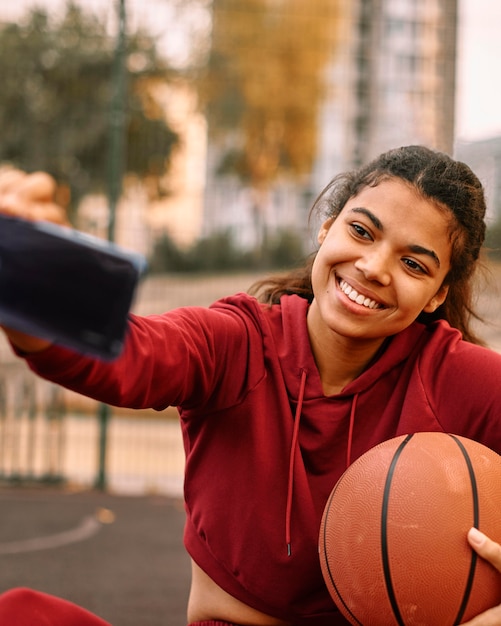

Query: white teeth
[339,280,381,310]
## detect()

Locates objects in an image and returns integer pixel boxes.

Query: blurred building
[347,0,457,168]
[314,0,458,179]
[203,0,459,248]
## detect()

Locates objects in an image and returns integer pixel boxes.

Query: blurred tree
[199,0,340,236]
[0,1,179,214]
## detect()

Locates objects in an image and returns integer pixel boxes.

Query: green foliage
[149,227,306,273]
[148,232,196,273]
[0,2,178,211]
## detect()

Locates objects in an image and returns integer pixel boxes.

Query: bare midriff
[187,560,292,626]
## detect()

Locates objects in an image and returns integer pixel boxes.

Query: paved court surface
[0,487,191,626]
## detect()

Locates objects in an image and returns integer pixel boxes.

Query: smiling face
[308,178,453,349]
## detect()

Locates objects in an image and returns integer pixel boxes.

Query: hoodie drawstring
[286,368,307,557]
[346,393,359,469]
[285,375,359,557]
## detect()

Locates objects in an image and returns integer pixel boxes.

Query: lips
[338,279,384,310]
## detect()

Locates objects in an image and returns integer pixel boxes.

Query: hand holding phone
[0,168,146,359]
[0,167,68,225]
[0,214,146,360]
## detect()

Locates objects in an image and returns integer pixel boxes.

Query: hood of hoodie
[262,294,434,557]
[270,293,430,401]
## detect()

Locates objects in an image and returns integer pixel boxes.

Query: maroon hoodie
[21,293,501,625]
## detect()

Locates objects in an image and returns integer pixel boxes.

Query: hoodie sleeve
[420,328,501,451]
[20,300,264,412]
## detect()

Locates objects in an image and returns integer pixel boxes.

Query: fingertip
[18,171,57,201]
[468,527,487,547]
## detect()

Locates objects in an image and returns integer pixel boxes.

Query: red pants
[0,588,110,625]
[0,589,239,626]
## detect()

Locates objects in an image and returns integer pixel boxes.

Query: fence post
[95,0,128,491]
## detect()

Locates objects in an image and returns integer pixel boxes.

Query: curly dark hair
[250,145,488,344]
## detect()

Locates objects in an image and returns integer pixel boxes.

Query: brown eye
[350,223,372,240]
[403,258,427,274]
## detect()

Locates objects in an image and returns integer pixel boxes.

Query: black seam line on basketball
[381,433,414,626]
[322,477,364,626]
[449,434,480,626]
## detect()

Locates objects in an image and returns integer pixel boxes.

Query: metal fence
[0,361,65,484]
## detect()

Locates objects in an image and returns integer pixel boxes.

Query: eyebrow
[349,207,441,268]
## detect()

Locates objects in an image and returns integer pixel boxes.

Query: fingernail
[468,527,486,546]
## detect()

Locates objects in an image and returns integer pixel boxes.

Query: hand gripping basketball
[319,432,501,626]
[461,530,501,626]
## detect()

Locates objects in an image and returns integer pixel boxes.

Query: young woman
[2,145,501,626]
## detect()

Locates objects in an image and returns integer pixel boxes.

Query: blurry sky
[2,0,501,143]
[456,0,501,141]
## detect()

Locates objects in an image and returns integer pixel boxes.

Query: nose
[354,247,391,286]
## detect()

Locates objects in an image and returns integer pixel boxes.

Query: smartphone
[0,213,147,360]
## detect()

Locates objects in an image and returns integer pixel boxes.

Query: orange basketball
[319,432,501,625]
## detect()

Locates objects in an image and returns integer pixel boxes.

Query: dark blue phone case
[0,214,147,360]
